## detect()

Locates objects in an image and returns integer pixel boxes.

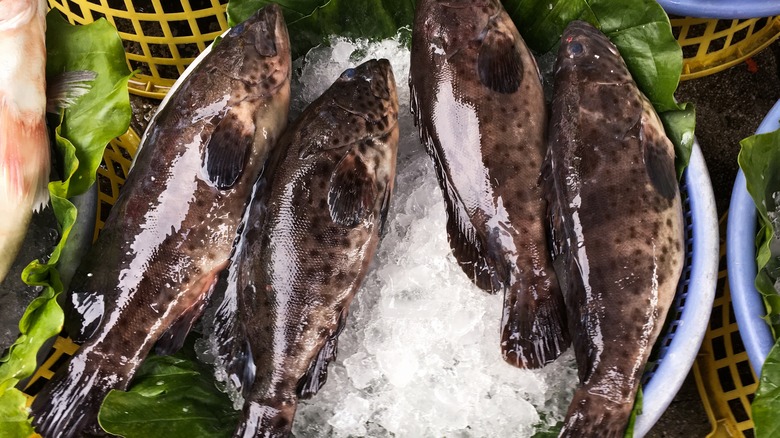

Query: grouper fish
[227,59,398,437]
[30,5,291,436]
[544,21,684,437]
[409,0,568,368]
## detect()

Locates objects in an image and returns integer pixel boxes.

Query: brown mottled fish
[30,5,291,436]
[226,59,398,437]
[544,21,684,437]
[409,0,568,368]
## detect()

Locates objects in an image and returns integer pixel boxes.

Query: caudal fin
[500,271,569,368]
[30,354,120,438]
[559,387,633,438]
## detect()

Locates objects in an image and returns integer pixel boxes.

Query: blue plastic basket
[727,99,780,376]
[634,140,720,437]
[657,0,780,20]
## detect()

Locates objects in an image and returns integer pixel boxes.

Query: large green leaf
[0,11,132,437]
[227,0,415,59]
[98,354,240,437]
[0,389,32,436]
[738,128,780,437]
[45,13,133,198]
[755,337,780,438]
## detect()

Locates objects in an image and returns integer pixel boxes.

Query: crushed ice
[280,36,579,437]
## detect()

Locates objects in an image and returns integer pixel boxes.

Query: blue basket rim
[634,139,720,437]
[727,98,780,376]
[657,0,780,19]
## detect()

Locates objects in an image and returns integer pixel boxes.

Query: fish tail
[30,354,123,438]
[559,387,633,438]
[500,271,570,368]
[234,399,297,438]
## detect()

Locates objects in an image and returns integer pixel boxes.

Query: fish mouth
[333,58,399,135]
[232,3,290,60]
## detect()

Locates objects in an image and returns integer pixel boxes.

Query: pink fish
[0,0,50,284]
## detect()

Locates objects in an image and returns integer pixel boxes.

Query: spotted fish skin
[30,6,291,437]
[409,0,568,368]
[231,59,398,437]
[545,21,684,437]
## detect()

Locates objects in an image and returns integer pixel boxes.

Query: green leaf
[660,103,696,178]
[755,338,780,438]
[738,128,780,437]
[0,389,33,437]
[738,129,780,315]
[624,386,642,438]
[226,0,415,59]
[0,11,132,435]
[98,354,240,437]
[45,13,133,197]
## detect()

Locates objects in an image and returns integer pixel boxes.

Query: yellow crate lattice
[694,214,758,438]
[673,15,780,81]
[47,0,229,99]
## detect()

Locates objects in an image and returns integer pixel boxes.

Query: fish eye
[229,22,245,36]
[568,41,584,57]
[341,68,357,80]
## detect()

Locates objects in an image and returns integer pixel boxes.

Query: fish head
[555,20,631,86]
[299,59,399,156]
[331,58,398,123]
[217,3,291,92]
[414,0,504,56]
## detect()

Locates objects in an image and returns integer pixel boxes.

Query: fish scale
[545,20,684,437]
[409,0,568,369]
[29,6,292,437]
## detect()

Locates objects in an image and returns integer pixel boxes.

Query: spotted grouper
[544,20,685,437]
[409,0,568,368]
[224,59,399,437]
[30,5,292,436]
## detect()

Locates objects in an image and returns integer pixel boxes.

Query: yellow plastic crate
[694,214,758,437]
[673,15,780,81]
[47,0,229,99]
[47,2,780,100]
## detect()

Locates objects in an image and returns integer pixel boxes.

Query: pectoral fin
[46,70,98,113]
[478,19,523,94]
[155,265,224,355]
[641,115,678,201]
[203,106,255,189]
[328,149,377,227]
